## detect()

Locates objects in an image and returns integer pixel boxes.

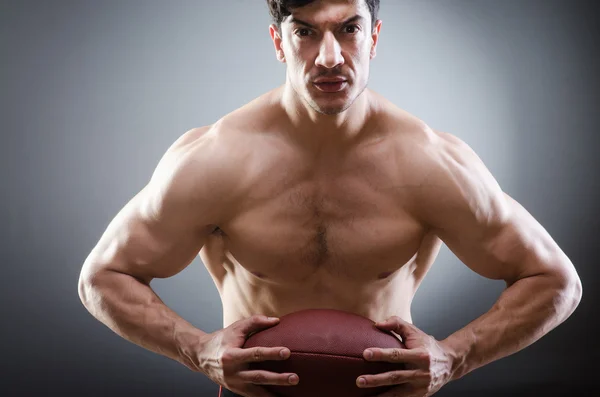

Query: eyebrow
[288,14,365,29]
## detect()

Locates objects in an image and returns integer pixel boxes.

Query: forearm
[78,269,207,372]
[441,271,581,381]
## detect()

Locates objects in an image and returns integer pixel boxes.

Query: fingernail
[364,350,373,359]
[289,375,298,384]
[357,377,366,387]
[268,317,279,321]
[280,349,290,358]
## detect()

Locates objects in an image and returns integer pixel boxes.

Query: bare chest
[218,148,427,284]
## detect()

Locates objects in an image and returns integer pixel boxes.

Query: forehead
[284,0,368,25]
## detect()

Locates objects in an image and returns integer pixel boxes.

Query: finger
[238,315,280,335]
[363,347,429,364]
[357,369,422,388]
[229,346,291,364]
[375,316,417,338]
[239,370,300,386]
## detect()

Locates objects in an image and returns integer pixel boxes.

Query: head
[267,0,382,115]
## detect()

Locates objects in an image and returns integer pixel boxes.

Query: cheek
[347,42,370,66]
[359,40,373,58]
[284,43,303,64]
[290,52,313,77]
[348,54,367,73]
[289,58,308,78]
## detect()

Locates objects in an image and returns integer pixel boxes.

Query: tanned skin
[79,1,582,396]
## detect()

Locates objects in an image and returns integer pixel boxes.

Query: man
[78,1,582,396]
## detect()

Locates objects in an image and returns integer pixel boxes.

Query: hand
[198,315,299,397]
[357,316,453,397]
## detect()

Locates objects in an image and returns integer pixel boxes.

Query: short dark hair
[266,0,380,33]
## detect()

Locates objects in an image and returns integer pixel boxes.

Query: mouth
[313,80,347,93]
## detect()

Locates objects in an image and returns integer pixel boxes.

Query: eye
[295,28,312,37]
[344,24,360,34]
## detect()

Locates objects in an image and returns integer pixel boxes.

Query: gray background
[2,0,598,396]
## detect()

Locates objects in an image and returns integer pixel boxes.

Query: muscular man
[78,1,582,396]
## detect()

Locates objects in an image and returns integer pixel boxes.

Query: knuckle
[221,351,234,365]
[390,348,401,361]
[417,349,430,363]
[251,314,264,323]
[388,371,402,383]
[418,370,432,385]
[422,353,432,366]
[253,348,264,361]
[251,372,267,384]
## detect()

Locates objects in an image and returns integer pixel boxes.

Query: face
[270,0,381,115]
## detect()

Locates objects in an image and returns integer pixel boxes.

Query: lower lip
[314,81,347,92]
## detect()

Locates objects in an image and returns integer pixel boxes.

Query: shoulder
[164,89,283,177]
[157,114,257,178]
[405,126,510,231]
[368,99,509,229]
[369,93,438,148]
[420,128,499,194]
[145,123,245,221]
[151,125,217,187]
[151,103,277,190]
[378,102,495,187]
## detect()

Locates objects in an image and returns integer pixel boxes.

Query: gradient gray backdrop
[2,0,598,396]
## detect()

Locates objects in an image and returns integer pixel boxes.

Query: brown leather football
[243,308,406,397]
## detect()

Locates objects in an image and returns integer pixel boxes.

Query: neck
[278,82,374,150]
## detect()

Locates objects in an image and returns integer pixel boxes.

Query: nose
[315,31,344,69]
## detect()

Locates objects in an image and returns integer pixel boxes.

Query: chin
[312,96,355,115]
[314,104,351,115]
[304,95,351,115]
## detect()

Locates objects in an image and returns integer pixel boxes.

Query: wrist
[440,331,473,381]
[176,327,210,373]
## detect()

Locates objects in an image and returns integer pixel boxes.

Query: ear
[369,20,382,60]
[269,24,286,63]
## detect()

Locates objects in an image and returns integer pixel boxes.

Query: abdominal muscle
[201,229,443,329]
[221,262,414,328]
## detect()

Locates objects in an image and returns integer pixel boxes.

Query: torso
[199,88,444,328]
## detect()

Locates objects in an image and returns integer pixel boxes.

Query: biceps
[441,193,563,283]
[83,186,210,283]
[490,194,567,279]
